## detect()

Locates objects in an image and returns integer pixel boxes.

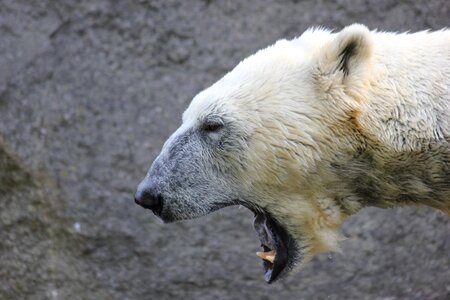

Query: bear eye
[203,119,224,132]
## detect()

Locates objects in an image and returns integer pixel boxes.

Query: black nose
[134,186,163,216]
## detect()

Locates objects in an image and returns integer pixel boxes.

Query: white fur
[181,24,450,265]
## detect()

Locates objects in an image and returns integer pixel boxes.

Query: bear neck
[325,138,450,215]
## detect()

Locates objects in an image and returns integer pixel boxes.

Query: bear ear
[318,24,373,78]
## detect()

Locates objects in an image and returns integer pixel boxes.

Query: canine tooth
[265,255,275,263]
[256,250,276,263]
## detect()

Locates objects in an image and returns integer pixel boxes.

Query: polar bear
[135,24,450,283]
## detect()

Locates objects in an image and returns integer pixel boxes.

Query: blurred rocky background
[0,0,449,299]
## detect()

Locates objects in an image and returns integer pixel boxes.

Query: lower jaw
[253,212,296,283]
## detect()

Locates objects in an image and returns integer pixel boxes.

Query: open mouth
[253,212,297,283]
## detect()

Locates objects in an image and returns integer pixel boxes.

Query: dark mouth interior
[253,212,290,283]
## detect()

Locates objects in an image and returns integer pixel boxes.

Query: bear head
[135,24,374,282]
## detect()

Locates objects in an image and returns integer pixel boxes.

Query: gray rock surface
[0,0,449,299]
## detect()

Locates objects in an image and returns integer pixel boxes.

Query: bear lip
[253,212,293,283]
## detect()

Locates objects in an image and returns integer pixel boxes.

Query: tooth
[266,255,275,263]
[256,250,276,263]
